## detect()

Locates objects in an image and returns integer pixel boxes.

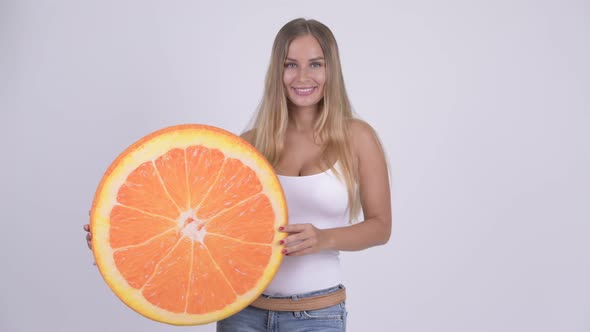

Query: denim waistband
[262,284,345,300]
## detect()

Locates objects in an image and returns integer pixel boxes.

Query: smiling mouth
[292,87,316,96]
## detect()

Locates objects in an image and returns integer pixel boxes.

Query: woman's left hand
[279,223,330,256]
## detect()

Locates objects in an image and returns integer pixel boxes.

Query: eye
[310,62,323,68]
[284,62,297,68]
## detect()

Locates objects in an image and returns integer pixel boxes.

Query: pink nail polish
[279,240,284,245]
[279,227,284,231]
[282,249,287,254]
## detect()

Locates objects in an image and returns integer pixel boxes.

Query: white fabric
[264,162,350,296]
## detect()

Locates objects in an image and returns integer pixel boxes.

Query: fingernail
[279,240,284,245]
[279,227,284,231]
[281,249,287,254]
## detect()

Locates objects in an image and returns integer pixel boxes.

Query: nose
[295,66,311,82]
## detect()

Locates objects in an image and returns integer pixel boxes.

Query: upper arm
[240,129,255,145]
[350,119,392,240]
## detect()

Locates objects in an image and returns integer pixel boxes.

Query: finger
[283,239,305,252]
[280,232,307,246]
[83,224,89,231]
[280,224,308,233]
[284,239,313,255]
[286,246,314,257]
[86,233,92,241]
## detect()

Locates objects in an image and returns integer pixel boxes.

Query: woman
[85,18,391,331]
[217,18,391,331]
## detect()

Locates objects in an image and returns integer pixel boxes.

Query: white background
[2,0,589,331]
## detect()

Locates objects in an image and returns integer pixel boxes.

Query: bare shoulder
[347,118,383,158]
[239,129,256,145]
[348,118,378,137]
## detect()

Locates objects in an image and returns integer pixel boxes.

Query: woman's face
[283,35,326,110]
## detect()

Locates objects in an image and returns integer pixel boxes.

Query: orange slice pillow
[90,124,287,325]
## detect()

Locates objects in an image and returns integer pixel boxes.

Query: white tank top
[264,162,350,296]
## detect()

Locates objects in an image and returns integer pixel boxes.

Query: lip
[292,87,317,96]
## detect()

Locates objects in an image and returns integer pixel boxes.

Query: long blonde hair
[246,18,362,221]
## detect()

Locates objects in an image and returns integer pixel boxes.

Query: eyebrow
[285,57,325,62]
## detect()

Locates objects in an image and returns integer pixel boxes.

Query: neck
[288,104,320,131]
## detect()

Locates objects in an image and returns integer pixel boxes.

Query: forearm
[323,217,391,251]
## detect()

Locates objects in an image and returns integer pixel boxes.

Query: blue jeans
[217,284,347,332]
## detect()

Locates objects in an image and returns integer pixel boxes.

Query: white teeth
[295,88,314,93]
[293,87,315,95]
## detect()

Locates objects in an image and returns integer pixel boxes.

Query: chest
[275,133,331,177]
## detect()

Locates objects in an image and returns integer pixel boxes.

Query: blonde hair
[245,18,362,221]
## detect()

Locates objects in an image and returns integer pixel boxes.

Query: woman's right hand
[83,223,92,250]
[84,210,96,265]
